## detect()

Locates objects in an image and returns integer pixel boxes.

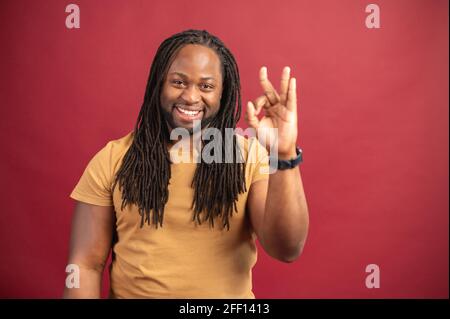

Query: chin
[170,120,201,134]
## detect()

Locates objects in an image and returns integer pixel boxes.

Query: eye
[200,83,214,90]
[171,80,185,87]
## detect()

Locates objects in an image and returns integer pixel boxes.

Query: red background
[0,0,448,298]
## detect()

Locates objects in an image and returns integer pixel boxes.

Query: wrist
[277,147,298,160]
[269,146,303,171]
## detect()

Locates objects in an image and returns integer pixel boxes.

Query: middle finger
[259,66,280,105]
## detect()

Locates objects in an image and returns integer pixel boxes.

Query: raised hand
[245,66,298,158]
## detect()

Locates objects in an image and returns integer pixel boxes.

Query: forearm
[63,265,104,299]
[261,156,309,262]
[64,202,114,298]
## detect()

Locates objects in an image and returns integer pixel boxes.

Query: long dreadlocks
[112,29,247,230]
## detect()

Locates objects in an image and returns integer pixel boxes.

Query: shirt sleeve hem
[69,191,114,207]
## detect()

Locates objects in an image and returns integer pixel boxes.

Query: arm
[246,66,309,263]
[63,201,114,298]
[247,163,309,263]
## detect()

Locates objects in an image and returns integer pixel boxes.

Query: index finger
[259,66,280,105]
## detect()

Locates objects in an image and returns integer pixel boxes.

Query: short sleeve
[69,142,114,206]
[248,138,270,184]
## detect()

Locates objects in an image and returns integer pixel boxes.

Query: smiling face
[160,44,223,135]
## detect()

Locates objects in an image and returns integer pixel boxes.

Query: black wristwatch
[270,146,303,170]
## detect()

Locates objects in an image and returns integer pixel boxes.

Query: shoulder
[234,133,270,186]
[91,131,134,176]
[235,133,268,163]
[107,131,134,156]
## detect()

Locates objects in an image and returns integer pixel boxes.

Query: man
[64,29,309,298]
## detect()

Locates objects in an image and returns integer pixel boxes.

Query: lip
[173,105,204,122]
[174,104,204,112]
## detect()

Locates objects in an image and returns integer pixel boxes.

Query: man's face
[160,44,223,134]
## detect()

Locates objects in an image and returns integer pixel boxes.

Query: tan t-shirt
[70,131,269,298]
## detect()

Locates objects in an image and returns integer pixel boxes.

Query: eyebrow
[169,72,217,81]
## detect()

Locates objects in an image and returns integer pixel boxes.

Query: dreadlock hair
[112,29,247,231]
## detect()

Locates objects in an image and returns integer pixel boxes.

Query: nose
[180,85,201,105]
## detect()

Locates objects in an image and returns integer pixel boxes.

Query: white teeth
[177,107,200,116]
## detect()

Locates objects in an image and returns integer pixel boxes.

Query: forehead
[168,44,222,77]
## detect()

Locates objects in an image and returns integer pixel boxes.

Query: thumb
[246,101,260,129]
